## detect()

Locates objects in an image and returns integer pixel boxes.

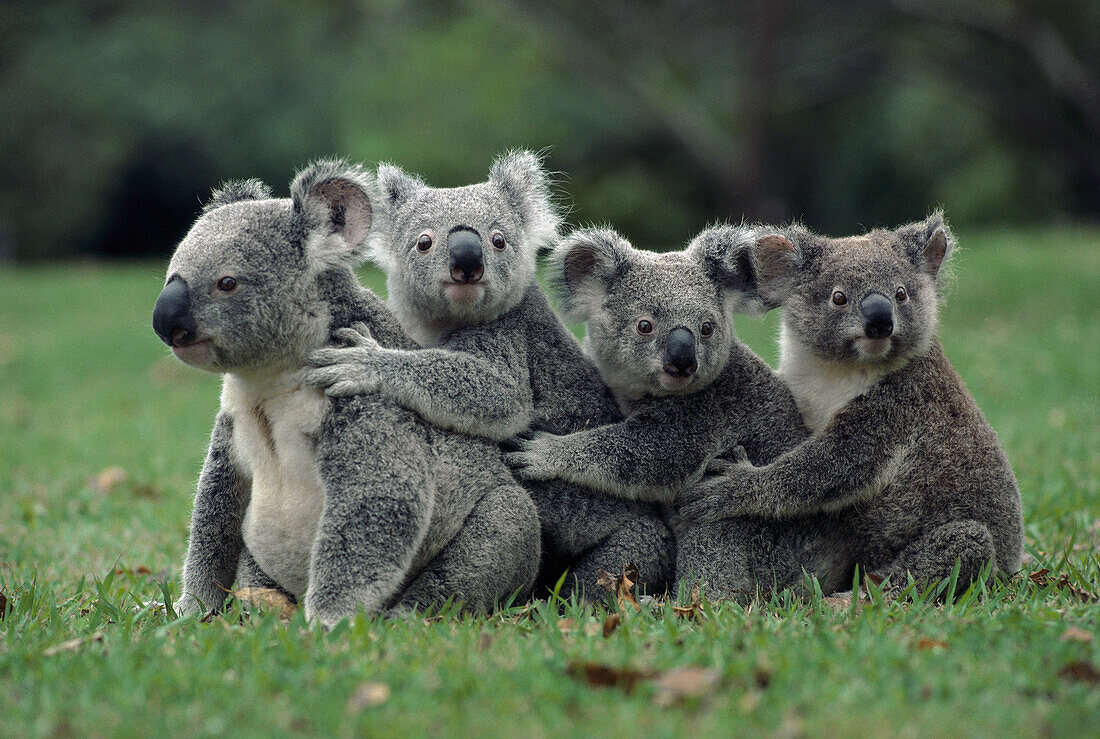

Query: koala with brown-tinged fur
[679,213,1024,590]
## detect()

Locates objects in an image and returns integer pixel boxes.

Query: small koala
[152,161,540,626]
[679,214,1024,589]
[306,151,675,598]
[505,226,850,598]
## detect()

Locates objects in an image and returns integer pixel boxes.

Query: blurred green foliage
[1,0,1097,260]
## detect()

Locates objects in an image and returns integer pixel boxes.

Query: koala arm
[177,414,251,617]
[505,394,729,502]
[307,324,533,441]
[304,396,434,628]
[678,383,915,522]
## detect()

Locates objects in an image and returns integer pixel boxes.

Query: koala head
[550,225,759,400]
[371,150,560,339]
[152,160,378,375]
[753,212,954,368]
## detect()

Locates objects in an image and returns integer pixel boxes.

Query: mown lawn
[1,227,1098,736]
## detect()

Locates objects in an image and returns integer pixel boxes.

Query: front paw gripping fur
[306,322,385,397]
[676,452,756,524]
[503,431,570,482]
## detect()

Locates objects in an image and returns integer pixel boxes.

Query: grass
[1,226,1098,736]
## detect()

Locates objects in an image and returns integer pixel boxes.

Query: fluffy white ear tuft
[291,159,379,270]
[489,149,562,252]
[548,228,632,322]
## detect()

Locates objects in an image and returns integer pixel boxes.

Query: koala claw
[333,321,377,348]
[676,484,728,525]
[503,433,562,481]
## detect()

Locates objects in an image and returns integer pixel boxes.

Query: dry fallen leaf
[114,566,153,577]
[915,637,948,651]
[567,661,654,693]
[653,666,721,707]
[230,587,297,622]
[602,612,622,637]
[671,583,705,621]
[0,591,10,620]
[595,563,642,613]
[43,631,105,657]
[1028,569,1098,602]
[823,593,854,610]
[346,682,390,712]
[864,571,885,588]
[1058,661,1100,685]
[1061,626,1094,644]
[90,466,128,493]
[556,617,576,634]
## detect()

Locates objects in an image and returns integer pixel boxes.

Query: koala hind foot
[882,519,996,595]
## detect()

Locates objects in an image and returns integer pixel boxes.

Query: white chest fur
[222,370,329,598]
[778,324,888,434]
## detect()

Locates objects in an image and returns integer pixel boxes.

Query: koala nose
[153,276,197,347]
[448,228,484,284]
[663,327,698,377]
[860,293,894,339]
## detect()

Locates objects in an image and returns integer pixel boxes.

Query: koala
[679,214,1024,590]
[305,151,674,598]
[505,226,852,599]
[152,161,540,627]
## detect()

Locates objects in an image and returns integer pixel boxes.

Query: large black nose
[448,228,484,283]
[663,327,698,377]
[153,276,197,347]
[860,293,894,339]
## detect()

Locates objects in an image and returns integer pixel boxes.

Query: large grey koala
[306,151,674,598]
[679,214,1024,589]
[152,161,539,627]
[505,226,851,598]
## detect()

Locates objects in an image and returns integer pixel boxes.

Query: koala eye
[416,233,434,253]
[831,290,848,306]
[895,286,908,302]
[216,276,238,293]
[490,231,506,250]
[636,319,654,336]
[700,322,714,337]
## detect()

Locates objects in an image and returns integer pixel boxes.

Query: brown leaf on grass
[1061,626,1094,644]
[595,563,642,613]
[230,587,297,622]
[0,591,10,620]
[346,682,390,712]
[864,571,885,588]
[915,637,949,651]
[823,593,854,610]
[567,661,654,693]
[90,466,128,493]
[113,565,153,577]
[653,666,722,707]
[1058,661,1100,685]
[602,612,622,637]
[556,617,576,634]
[1027,568,1098,603]
[43,631,105,657]
[671,583,706,621]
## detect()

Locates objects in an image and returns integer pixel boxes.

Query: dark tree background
[1,0,1096,260]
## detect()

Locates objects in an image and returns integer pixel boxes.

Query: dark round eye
[636,319,654,335]
[216,276,237,292]
[700,322,714,337]
[895,286,908,302]
[490,231,506,250]
[831,290,847,306]
[416,233,433,252]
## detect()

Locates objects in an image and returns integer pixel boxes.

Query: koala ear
[377,162,425,212]
[752,229,804,309]
[291,159,377,269]
[687,225,766,315]
[489,150,562,250]
[898,210,955,282]
[549,228,632,321]
[202,179,273,214]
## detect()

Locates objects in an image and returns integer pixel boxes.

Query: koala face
[754,213,953,368]
[373,150,560,335]
[550,226,759,399]
[153,162,377,374]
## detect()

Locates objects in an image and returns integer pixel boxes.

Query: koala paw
[677,466,755,524]
[503,431,566,482]
[305,324,385,397]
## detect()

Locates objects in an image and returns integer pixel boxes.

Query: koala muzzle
[860,293,894,339]
[663,327,698,377]
[153,276,198,347]
[448,228,484,284]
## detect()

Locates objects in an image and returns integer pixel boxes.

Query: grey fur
[678,214,1024,589]
[507,226,848,598]
[159,161,539,626]
[306,152,674,598]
